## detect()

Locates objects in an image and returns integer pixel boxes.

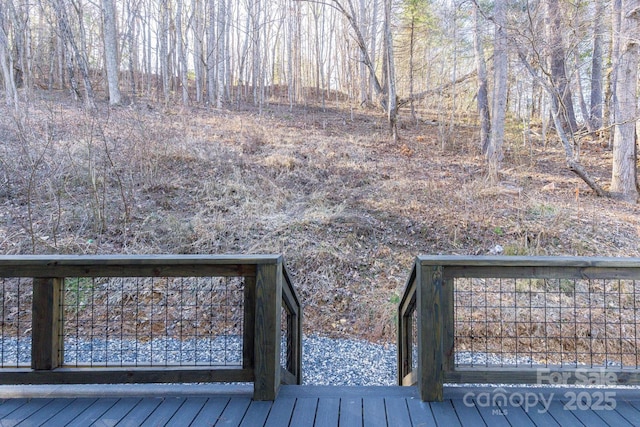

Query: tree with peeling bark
[611,0,640,202]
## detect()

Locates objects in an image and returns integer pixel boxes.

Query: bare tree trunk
[216,0,226,108]
[590,0,605,130]
[384,0,397,141]
[0,5,18,108]
[54,0,95,108]
[487,0,507,183]
[574,51,591,132]
[358,0,368,106]
[611,0,640,201]
[607,0,623,148]
[175,0,188,105]
[369,0,379,102]
[159,0,170,103]
[545,0,578,134]
[192,0,203,103]
[473,2,490,154]
[125,0,138,99]
[102,0,122,105]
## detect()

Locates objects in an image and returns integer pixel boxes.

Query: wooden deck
[0,384,639,426]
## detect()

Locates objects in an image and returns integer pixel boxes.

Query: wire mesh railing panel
[61,276,245,367]
[0,278,32,368]
[280,305,289,370]
[453,277,640,369]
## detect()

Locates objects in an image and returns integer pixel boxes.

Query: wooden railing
[0,255,301,400]
[398,255,640,401]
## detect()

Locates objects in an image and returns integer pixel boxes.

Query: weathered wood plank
[384,398,412,427]
[105,398,162,427]
[491,404,536,427]
[314,397,339,427]
[263,397,295,427]
[253,262,282,400]
[289,397,318,427]
[362,397,386,427]
[139,398,186,427]
[64,397,118,427]
[0,399,29,419]
[0,254,278,278]
[418,265,443,401]
[430,400,462,427]
[164,396,208,427]
[0,398,52,426]
[521,401,560,427]
[31,278,62,370]
[17,398,75,426]
[189,397,230,426]
[613,398,640,425]
[472,402,512,427]
[40,398,98,426]
[339,398,363,427]
[243,276,256,370]
[215,397,251,426]
[450,398,486,427]
[0,367,253,385]
[91,397,142,427]
[406,398,437,426]
[419,255,640,269]
[545,400,586,427]
[577,406,634,426]
[238,400,272,427]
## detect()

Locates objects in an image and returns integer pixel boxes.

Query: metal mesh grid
[60,276,245,367]
[454,277,640,369]
[0,278,32,368]
[280,305,289,369]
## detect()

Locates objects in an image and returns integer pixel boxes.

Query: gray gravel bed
[0,336,620,386]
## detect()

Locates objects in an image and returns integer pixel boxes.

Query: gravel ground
[0,336,587,386]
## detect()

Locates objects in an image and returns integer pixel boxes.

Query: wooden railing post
[253,260,282,400]
[242,276,256,370]
[31,278,63,370]
[417,264,444,401]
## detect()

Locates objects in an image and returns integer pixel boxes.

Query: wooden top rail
[0,254,285,277]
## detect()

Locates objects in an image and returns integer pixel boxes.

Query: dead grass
[1,93,639,344]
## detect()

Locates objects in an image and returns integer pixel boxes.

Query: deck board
[1,398,52,427]
[65,397,118,427]
[289,397,317,427]
[215,397,251,426]
[140,398,186,427]
[110,397,163,427]
[450,398,486,427]
[165,396,208,427]
[362,397,386,427]
[0,385,637,426]
[385,398,412,427]
[339,397,363,427]
[18,398,75,426]
[40,398,98,426]
[189,397,230,426]
[313,397,339,427]
[239,400,272,427]
[91,397,142,427]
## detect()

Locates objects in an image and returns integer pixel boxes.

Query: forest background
[0,0,639,341]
